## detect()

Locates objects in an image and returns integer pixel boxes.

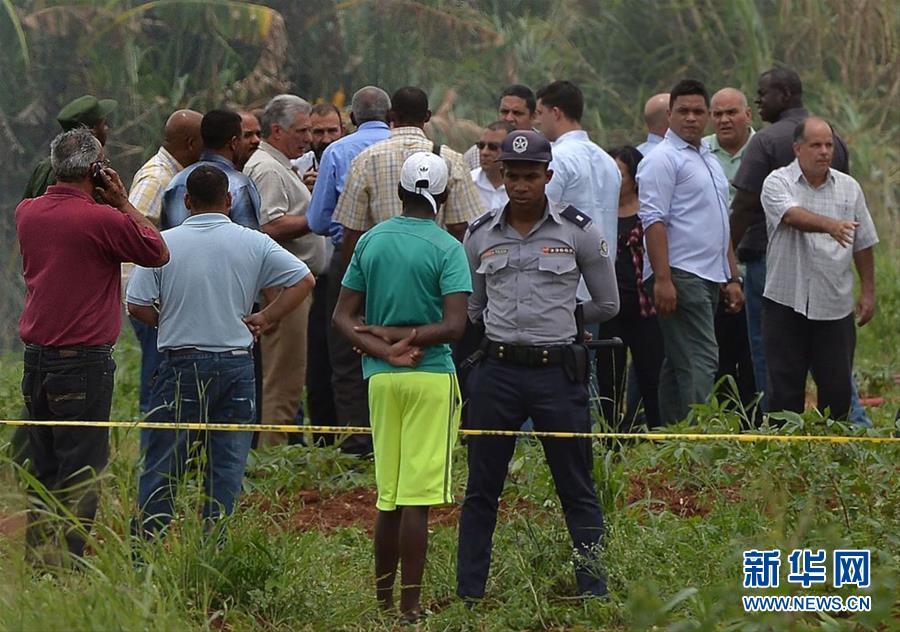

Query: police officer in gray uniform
[457,130,619,600]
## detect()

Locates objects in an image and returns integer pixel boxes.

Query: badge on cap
[512,135,528,154]
[599,239,609,257]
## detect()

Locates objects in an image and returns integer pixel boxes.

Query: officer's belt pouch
[563,344,589,384]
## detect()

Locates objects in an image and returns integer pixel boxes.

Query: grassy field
[0,258,897,631]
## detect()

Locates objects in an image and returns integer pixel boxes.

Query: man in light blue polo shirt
[127,165,314,537]
[636,79,744,425]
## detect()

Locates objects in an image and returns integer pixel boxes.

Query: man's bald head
[793,116,835,181]
[163,109,203,166]
[643,93,670,136]
[711,87,748,110]
[710,87,752,152]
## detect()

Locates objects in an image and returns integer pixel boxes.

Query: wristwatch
[725,276,744,287]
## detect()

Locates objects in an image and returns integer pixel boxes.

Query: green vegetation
[0,1,897,628]
[1,0,898,348]
[0,258,897,630]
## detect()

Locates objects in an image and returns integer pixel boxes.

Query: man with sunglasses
[470,121,514,213]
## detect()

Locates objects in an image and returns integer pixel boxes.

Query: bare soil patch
[241,488,544,535]
[626,467,742,518]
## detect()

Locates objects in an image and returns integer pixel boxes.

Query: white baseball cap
[399,151,449,214]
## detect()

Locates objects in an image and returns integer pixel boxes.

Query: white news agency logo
[741,549,871,613]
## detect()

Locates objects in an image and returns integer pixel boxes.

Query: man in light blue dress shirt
[306,85,392,455]
[535,80,621,244]
[636,80,744,425]
[160,109,261,230]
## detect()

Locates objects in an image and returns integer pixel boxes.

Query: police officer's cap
[498,130,552,163]
[56,95,118,131]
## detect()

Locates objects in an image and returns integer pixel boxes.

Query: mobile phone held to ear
[91,162,106,188]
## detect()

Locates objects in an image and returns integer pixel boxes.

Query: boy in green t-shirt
[333,152,472,622]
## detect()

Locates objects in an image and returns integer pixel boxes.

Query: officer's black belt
[485,342,566,367]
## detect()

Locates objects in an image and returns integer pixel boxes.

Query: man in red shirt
[16,128,168,565]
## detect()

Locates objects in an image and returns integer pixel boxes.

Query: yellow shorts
[367,371,461,511]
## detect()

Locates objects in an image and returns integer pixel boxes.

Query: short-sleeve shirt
[244,141,327,274]
[702,129,754,206]
[127,214,309,352]
[761,160,878,321]
[17,185,166,346]
[341,216,472,378]
[332,127,484,232]
[731,107,849,257]
[464,202,619,346]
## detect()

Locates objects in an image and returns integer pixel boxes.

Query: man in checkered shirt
[333,86,483,262]
[760,117,878,420]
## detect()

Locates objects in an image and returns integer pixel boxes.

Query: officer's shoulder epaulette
[560,205,592,230]
[467,210,495,234]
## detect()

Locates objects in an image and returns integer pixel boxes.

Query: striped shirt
[129,146,182,223]
[332,127,484,232]
[761,160,878,320]
[124,146,182,287]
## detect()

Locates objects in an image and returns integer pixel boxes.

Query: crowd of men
[13,67,879,620]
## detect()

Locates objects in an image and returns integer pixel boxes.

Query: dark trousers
[137,351,255,536]
[21,344,115,561]
[129,316,163,415]
[648,270,720,425]
[457,357,606,599]
[714,301,757,407]
[595,303,664,430]
[452,319,484,428]
[326,249,372,454]
[762,299,855,420]
[306,271,337,444]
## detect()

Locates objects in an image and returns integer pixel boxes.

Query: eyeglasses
[476,141,501,151]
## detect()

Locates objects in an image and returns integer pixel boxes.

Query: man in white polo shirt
[127,165,315,537]
[470,120,514,213]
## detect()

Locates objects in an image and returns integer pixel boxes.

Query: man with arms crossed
[333,153,470,622]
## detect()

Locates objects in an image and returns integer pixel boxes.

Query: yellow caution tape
[1,419,898,444]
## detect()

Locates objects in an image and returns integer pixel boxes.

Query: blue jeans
[743,257,768,411]
[136,351,255,536]
[849,376,873,428]
[130,317,164,415]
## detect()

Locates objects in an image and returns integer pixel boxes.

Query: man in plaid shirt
[333,86,484,263]
[760,117,878,420]
[126,109,202,414]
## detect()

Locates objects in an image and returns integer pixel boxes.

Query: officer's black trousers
[457,357,607,599]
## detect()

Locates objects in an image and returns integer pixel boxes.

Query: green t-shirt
[341,216,472,378]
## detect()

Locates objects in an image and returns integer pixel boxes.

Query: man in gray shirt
[127,165,315,537]
[457,131,618,602]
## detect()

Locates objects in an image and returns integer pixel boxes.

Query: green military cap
[56,95,117,131]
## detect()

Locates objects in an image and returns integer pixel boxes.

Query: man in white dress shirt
[469,120,514,212]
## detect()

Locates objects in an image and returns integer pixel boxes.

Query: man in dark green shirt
[22,95,117,199]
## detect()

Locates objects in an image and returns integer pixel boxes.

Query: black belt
[165,348,250,357]
[25,343,113,358]
[485,342,566,367]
